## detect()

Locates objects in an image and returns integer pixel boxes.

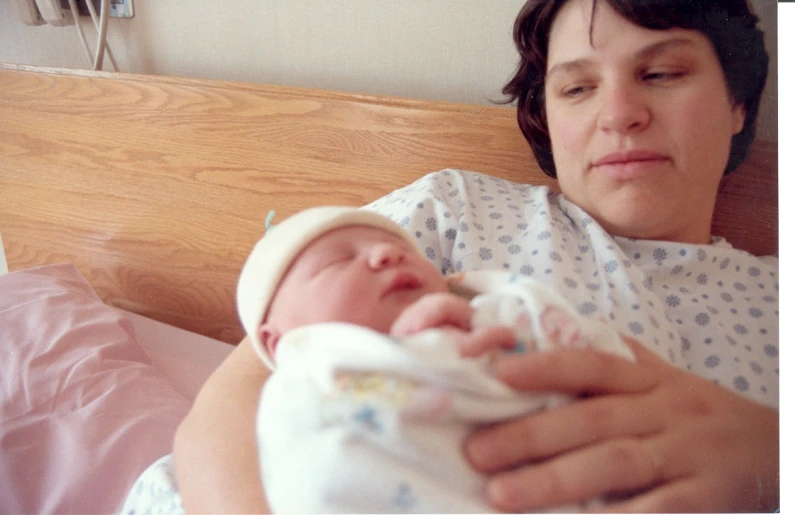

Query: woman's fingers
[457,326,517,357]
[618,335,672,368]
[494,346,660,395]
[484,435,664,512]
[482,427,701,513]
[599,478,720,513]
[465,393,662,473]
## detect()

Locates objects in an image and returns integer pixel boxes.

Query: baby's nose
[369,243,406,269]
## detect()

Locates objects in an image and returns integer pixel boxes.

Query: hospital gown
[366,170,778,409]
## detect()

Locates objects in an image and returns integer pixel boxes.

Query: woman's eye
[561,84,591,98]
[641,70,687,82]
[564,86,584,97]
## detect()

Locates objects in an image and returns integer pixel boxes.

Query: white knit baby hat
[237,206,420,369]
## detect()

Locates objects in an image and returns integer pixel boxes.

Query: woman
[173,0,778,511]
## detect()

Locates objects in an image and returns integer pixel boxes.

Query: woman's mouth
[591,150,670,180]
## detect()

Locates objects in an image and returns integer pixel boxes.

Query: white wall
[0,0,777,141]
[753,0,777,142]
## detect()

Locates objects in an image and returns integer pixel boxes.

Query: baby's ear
[258,323,281,361]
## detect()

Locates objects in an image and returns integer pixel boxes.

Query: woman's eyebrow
[546,37,697,80]
[547,60,592,81]
[634,37,697,60]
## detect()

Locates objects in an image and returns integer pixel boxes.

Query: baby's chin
[386,287,427,308]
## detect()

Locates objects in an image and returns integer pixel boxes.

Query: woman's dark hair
[503,0,769,178]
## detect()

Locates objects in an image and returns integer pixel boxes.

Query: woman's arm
[464,337,779,512]
[173,338,271,514]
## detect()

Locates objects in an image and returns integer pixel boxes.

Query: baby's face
[265,225,448,334]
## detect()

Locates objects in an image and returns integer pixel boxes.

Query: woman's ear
[731,101,747,135]
[258,322,282,361]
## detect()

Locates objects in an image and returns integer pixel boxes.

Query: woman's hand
[464,337,779,512]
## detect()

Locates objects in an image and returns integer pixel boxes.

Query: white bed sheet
[0,232,7,275]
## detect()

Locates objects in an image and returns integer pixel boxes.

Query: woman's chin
[592,200,681,241]
[567,181,711,242]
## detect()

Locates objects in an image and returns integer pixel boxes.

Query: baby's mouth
[383,271,422,297]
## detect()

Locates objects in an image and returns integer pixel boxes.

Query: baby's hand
[391,292,518,358]
[390,292,473,337]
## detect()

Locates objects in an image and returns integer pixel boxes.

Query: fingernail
[486,475,518,512]
[495,353,522,377]
[464,435,489,469]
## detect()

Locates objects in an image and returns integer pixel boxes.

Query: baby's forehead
[309,225,406,249]
[288,225,407,266]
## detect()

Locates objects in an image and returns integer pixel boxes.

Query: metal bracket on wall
[58,0,134,18]
[108,0,133,18]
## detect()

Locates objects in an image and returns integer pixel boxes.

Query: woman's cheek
[548,116,586,169]
[672,91,736,174]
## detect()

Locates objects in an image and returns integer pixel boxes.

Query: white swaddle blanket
[258,271,634,513]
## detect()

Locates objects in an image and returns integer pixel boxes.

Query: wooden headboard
[0,64,777,344]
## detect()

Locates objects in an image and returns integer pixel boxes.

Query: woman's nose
[597,80,651,135]
[368,243,406,269]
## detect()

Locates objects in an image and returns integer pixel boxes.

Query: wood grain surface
[0,64,777,344]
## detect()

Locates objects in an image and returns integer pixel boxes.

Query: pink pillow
[0,264,191,514]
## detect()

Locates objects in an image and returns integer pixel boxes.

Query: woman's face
[544,0,746,243]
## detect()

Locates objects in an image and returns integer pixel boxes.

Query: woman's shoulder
[366,169,557,222]
[371,169,551,203]
[364,169,570,275]
[709,237,779,267]
[615,235,778,268]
